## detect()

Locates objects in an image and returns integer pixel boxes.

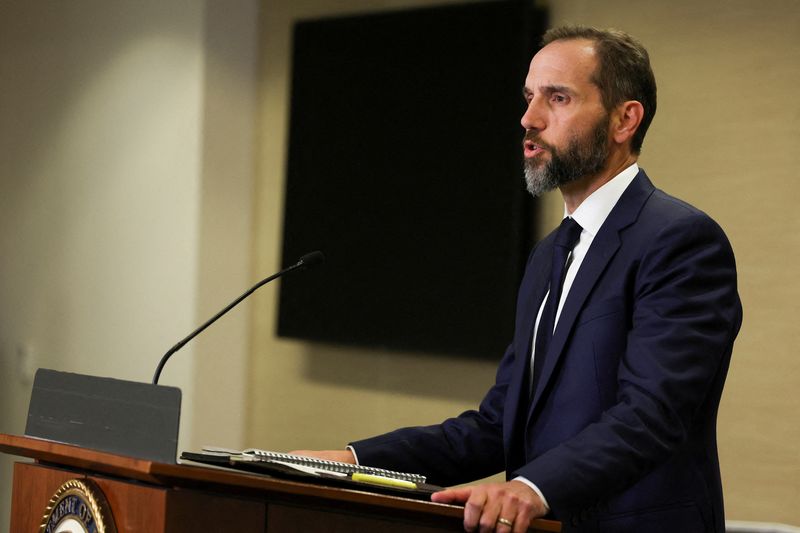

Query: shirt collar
[565,163,639,237]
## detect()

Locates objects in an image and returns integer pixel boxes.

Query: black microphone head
[298,250,325,269]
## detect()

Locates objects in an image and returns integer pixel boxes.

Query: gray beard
[523,115,610,197]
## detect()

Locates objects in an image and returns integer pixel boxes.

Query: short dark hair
[542,26,657,154]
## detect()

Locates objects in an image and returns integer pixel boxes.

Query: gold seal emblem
[40,479,116,533]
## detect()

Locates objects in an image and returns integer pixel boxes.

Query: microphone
[152,250,325,384]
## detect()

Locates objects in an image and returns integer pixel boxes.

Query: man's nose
[521,98,545,132]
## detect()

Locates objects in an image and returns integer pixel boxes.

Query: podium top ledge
[0,432,561,532]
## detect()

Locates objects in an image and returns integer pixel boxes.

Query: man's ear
[612,100,644,146]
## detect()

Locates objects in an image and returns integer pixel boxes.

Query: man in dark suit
[296,26,741,532]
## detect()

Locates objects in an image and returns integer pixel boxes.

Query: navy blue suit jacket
[352,171,742,532]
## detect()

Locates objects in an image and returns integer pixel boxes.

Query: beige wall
[191,0,260,453]
[0,0,258,530]
[250,0,800,526]
[0,3,200,528]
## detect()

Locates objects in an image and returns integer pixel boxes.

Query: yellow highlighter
[350,472,417,489]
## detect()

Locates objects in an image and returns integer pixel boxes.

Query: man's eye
[552,94,568,104]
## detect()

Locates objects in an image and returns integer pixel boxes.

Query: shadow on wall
[300,341,499,403]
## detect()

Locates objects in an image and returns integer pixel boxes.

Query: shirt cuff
[513,476,550,512]
[346,445,360,465]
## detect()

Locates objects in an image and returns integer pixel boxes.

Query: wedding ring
[497,517,514,527]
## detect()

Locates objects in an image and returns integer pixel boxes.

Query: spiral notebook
[186,446,427,484]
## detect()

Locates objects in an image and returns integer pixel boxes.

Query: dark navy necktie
[530,216,583,397]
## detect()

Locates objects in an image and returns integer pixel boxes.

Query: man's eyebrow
[522,84,575,99]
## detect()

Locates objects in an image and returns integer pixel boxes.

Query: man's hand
[288,449,356,464]
[431,480,546,533]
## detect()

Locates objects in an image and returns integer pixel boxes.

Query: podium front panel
[11,462,266,533]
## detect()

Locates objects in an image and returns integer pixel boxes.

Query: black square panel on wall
[278,1,548,358]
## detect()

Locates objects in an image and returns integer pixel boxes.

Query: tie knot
[555,217,582,250]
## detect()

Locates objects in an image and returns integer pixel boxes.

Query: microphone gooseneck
[152,250,325,385]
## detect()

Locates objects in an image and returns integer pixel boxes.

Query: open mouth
[523,139,545,158]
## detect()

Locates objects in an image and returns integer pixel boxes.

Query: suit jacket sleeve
[350,342,515,486]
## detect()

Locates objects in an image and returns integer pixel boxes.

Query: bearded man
[297,26,741,533]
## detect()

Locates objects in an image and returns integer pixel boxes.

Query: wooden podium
[1,433,560,532]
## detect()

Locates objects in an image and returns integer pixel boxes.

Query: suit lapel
[504,240,553,462]
[512,245,553,389]
[528,171,656,415]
